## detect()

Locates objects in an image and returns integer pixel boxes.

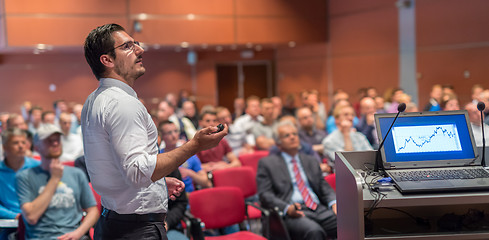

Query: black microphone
[374,103,406,173]
[477,102,486,167]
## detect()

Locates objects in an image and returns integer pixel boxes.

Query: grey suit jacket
[256,152,336,213]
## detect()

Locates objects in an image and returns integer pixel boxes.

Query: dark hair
[158,120,175,131]
[84,23,125,80]
[199,110,217,120]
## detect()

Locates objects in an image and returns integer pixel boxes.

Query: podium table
[335,150,489,240]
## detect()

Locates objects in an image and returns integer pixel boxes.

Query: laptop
[374,110,489,194]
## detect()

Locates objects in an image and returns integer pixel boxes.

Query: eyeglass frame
[108,40,141,53]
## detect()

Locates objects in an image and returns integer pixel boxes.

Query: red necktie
[292,158,317,210]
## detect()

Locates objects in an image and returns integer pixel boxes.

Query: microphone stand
[374,111,402,174]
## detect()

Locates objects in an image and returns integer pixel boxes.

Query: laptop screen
[375,111,478,169]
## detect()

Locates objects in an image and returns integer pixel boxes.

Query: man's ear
[100,54,114,68]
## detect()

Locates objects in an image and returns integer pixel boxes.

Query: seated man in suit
[257,121,337,240]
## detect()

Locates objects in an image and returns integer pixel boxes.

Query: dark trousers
[284,204,337,240]
[94,214,167,240]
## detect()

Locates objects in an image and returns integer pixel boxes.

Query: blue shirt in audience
[0,157,40,219]
[159,148,202,193]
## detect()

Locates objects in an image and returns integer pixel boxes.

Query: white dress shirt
[60,132,84,162]
[81,78,167,214]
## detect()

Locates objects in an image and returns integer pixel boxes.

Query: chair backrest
[238,151,269,175]
[324,173,336,191]
[61,161,75,167]
[17,216,25,240]
[212,166,257,198]
[189,187,245,229]
[89,183,102,212]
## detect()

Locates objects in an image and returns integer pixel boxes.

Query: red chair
[17,216,25,240]
[89,183,102,212]
[88,183,102,239]
[238,151,269,175]
[61,161,75,167]
[212,167,262,220]
[189,187,267,240]
[324,173,336,191]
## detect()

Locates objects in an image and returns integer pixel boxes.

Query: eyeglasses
[111,41,141,52]
[279,132,298,139]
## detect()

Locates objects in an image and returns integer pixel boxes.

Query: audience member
[440,94,460,111]
[386,88,405,113]
[366,87,378,98]
[27,106,43,135]
[0,128,40,240]
[71,103,84,135]
[16,124,99,239]
[215,106,254,156]
[252,98,278,150]
[166,169,190,240]
[326,99,359,134]
[480,90,489,124]
[0,112,9,132]
[197,111,241,172]
[355,97,378,148]
[442,84,455,96]
[282,93,297,117]
[304,90,327,130]
[471,84,484,104]
[6,113,28,131]
[232,97,245,120]
[271,96,284,120]
[59,112,84,162]
[159,120,211,192]
[7,114,34,158]
[233,95,263,147]
[182,100,199,129]
[177,89,190,109]
[374,96,387,114]
[296,107,330,173]
[322,105,372,169]
[53,99,69,120]
[465,102,489,147]
[423,84,443,111]
[353,87,368,117]
[157,100,196,142]
[257,121,337,240]
[42,110,56,125]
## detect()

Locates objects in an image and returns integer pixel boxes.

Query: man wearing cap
[15,124,99,240]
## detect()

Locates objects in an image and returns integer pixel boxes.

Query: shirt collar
[100,78,138,99]
[281,151,299,164]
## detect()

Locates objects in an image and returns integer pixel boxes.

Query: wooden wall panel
[133,19,234,44]
[129,0,233,15]
[330,53,398,100]
[6,17,126,46]
[5,0,126,14]
[275,43,329,106]
[329,7,398,56]
[330,0,395,16]
[235,0,327,17]
[237,17,326,44]
[417,0,489,47]
[417,47,489,107]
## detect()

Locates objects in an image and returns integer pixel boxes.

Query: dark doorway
[216,62,273,113]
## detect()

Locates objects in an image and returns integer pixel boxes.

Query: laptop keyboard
[391,168,489,182]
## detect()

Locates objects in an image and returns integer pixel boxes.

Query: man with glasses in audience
[257,121,337,240]
[82,23,227,239]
